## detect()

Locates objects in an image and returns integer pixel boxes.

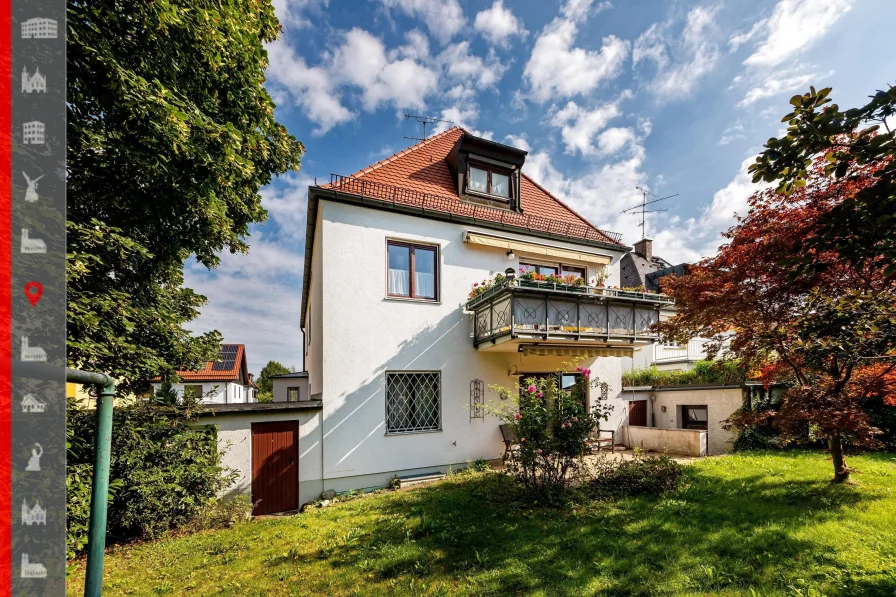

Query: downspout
[649,393,656,427]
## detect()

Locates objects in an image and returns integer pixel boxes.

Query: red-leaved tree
[658,150,896,482]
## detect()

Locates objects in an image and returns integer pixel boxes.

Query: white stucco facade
[272,376,310,402]
[302,199,641,492]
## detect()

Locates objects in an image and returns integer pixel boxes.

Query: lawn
[67,451,896,597]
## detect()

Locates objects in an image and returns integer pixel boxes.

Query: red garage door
[251,421,298,515]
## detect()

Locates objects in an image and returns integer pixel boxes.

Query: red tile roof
[324,127,622,246]
[175,344,248,382]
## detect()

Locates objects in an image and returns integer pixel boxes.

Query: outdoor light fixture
[506,249,515,259]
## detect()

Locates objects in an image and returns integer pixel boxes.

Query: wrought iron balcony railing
[465,279,674,348]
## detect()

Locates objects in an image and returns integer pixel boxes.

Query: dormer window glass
[469,164,511,200]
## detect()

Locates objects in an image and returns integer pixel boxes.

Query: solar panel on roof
[212,345,239,371]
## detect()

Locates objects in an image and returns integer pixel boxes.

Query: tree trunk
[829,434,849,482]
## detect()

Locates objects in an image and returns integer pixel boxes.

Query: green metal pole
[80,374,115,597]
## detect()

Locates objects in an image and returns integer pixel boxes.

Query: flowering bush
[483,360,613,503]
[468,273,506,300]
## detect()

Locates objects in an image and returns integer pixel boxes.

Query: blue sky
[183,0,894,374]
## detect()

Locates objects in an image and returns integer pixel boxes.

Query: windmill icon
[23,172,43,203]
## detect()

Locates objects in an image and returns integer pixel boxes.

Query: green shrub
[587,451,684,499]
[622,359,747,388]
[466,458,490,473]
[66,394,237,554]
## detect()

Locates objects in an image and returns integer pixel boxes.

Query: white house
[151,343,257,404]
[203,129,750,514]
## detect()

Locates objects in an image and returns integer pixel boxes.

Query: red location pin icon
[24,282,43,307]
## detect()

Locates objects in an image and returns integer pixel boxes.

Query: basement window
[468,164,511,200]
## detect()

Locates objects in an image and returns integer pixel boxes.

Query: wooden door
[251,421,298,515]
[629,400,647,427]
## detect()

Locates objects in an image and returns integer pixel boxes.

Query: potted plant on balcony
[618,285,646,298]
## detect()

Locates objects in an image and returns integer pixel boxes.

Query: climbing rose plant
[484,362,613,503]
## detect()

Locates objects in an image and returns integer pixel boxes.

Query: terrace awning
[463,232,612,266]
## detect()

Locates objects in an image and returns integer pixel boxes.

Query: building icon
[21,337,47,363]
[22,17,58,39]
[22,499,47,526]
[20,554,47,579]
[22,67,47,93]
[21,229,47,254]
[23,121,45,144]
[21,394,46,413]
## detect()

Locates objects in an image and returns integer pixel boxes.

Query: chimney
[248,373,254,382]
[634,238,653,261]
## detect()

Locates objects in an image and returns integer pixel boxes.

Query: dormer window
[468,163,511,200]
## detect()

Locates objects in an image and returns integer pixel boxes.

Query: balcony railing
[466,279,674,348]
[653,339,709,363]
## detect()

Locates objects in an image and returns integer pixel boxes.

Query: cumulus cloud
[524,0,629,103]
[503,134,531,152]
[438,42,507,89]
[271,0,327,29]
[379,0,466,45]
[633,5,722,99]
[474,1,528,47]
[550,98,625,156]
[739,0,854,68]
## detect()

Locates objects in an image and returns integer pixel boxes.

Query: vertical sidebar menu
[11,0,65,593]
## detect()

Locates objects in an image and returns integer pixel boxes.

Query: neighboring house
[151,343,257,404]
[270,371,310,402]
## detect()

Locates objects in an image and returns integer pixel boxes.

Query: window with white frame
[385,372,441,433]
[287,387,300,402]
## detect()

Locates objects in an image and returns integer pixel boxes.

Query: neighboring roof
[620,252,673,291]
[323,127,622,247]
[198,400,323,416]
[270,371,309,379]
[171,344,251,383]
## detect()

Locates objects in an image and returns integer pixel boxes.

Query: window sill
[384,296,441,305]
[385,429,443,436]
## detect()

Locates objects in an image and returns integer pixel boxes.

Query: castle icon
[22,499,47,526]
[21,393,46,413]
[22,67,46,93]
[23,172,44,202]
[21,337,47,363]
[21,229,47,254]
[20,554,47,579]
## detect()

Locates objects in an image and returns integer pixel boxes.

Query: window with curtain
[468,164,512,200]
[287,387,300,402]
[386,372,441,433]
[387,241,438,300]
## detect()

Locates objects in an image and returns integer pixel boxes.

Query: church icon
[22,499,47,526]
[21,336,47,363]
[21,393,46,413]
[21,229,47,254]
[22,67,46,93]
[23,172,44,203]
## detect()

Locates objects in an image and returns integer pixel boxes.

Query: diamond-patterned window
[386,372,441,433]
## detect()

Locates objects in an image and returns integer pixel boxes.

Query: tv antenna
[404,113,452,141]
[621,185,679,240]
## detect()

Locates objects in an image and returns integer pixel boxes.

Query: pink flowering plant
[483,359,613,503]
[468,272,506,300]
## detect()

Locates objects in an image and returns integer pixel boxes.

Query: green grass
[67,451,896,596]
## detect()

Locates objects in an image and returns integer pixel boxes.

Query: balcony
[465,279,674,351]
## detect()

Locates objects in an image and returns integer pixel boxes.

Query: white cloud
[271,0,327,29]
[633,6,722,99]
[439,42,507,89]
[380,0,466,45]
[266,41,355,135]
[596,127,637,156]
[260,172,314,242]
[718,122,745,145]
[433,106,494,140]
[503,134,531,152]
[551,100,623,156]
[474,1,528,47]
[741,0,853,68]
[738,69,833,107]
[523,2,629,103]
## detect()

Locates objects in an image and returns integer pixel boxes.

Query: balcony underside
[475,333,646,354]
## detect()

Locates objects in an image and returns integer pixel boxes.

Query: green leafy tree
[67,0,304,393]
[256,360,291,395]
[749,85,895,276]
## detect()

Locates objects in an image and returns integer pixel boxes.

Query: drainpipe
[649,393,656,427]
[66,368,115,597]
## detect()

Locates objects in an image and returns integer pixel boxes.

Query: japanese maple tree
[658,151,896,482]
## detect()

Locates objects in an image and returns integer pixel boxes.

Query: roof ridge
[520,172,622,246]
[347,126,466,180]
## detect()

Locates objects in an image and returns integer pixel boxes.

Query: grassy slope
[67,452,896,597]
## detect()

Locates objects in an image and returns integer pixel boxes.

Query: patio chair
[499,424,519,458]
[588,428,616,453]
